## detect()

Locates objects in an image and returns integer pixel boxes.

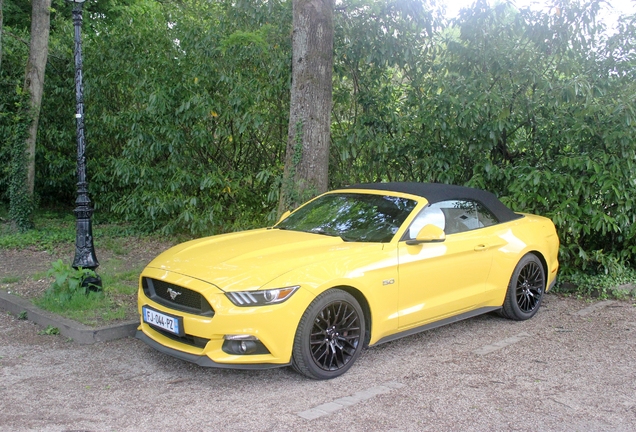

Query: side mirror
[277,210,291,224]
[406,224,446,245]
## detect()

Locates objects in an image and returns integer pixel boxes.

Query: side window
[475,202,498,228]
[441,200,478,234]
[407,200,500,238]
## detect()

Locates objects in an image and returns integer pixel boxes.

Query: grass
[34,289,129,326]
[1,276,20,284]
[33,260,143,326]
[1,204,176,326]
[0,210,142,251]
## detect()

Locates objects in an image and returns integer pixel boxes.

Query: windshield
[276,193,417,242]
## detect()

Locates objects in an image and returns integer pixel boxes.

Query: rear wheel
[500,254,545,321]
[292,289,365,380]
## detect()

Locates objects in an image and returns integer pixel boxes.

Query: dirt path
[1,294,635,431]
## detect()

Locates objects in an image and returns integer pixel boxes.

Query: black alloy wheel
[500,254,545,321]
[292,289,365,379]
[516,259,544,313]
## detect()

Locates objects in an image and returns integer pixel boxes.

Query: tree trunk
[279,0,334,214]
[23,0,51,195]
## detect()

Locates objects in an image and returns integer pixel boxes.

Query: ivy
[6,87,34,231]
[281,120,317,211]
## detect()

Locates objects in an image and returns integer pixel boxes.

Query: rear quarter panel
[484,214,559,306]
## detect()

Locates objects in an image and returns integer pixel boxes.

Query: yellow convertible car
[136,182,559,379]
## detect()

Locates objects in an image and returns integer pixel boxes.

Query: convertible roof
[344,182,521,223]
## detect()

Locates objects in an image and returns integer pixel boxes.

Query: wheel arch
[527,250,548,280]
[331,285,372,348]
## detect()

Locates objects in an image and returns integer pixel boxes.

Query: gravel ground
[1,294,635,431]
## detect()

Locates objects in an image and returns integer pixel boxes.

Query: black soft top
[344,182,522,223]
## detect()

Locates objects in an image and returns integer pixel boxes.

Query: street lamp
[68,0,101,290]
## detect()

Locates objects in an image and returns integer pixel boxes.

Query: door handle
[474,244,488,251]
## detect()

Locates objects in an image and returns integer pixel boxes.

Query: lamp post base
[82,275,103,292]
[72,203,101,291]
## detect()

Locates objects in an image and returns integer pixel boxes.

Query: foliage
[1,207,166,325]
[331,0,636,275]
[8,140,35,230]
[37,258,132,325]
[556,265,636,299]
[0,206,141,250]
[1,0,635,285]
[83,0,292,234]
[1,0,73,226]
[44,259,98,303]
[38,325,60,335]
[281,120,318,210]
[331,0,442,185]
[3,83,34,231]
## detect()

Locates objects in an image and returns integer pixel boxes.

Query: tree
[279,0,334,213]
[23,0,51,197]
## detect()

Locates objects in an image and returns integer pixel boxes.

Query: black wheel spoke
[515,261,544,313]
[500,254,546,322]
[293,289,365,379]
[309,300,361,371]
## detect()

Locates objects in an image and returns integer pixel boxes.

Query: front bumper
[135,331,290,369]
[136,267,313,368]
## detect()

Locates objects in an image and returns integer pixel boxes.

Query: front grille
[142,277,214,317]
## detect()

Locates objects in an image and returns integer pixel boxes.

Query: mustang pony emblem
[167,288,182,300]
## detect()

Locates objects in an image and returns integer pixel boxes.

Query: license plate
[142,306,183,336]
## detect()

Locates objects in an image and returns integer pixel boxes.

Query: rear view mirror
[406,224,446,245]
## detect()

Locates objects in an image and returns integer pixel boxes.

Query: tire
[291,289,365,380]
[499,253,545,321]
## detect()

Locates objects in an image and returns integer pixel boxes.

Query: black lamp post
[69,0,101,289]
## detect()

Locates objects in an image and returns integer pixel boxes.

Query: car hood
[145,228,379,292]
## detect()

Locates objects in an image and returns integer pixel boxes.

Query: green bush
[44,259,99,304]
[2,0,634,284]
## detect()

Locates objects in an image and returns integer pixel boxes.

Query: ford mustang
[136,182,559,379]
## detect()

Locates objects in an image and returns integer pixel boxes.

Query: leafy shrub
[555,265,636,299]
[44,259,99,304]
[3,0,634,285]
[39,325,60,335]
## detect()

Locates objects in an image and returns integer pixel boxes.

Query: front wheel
[292,289,365,380]
[500,254,545,321]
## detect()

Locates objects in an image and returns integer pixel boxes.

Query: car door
[397,200,497,329]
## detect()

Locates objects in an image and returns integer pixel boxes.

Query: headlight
[225,286,300,306]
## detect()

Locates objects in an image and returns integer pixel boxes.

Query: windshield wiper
[309,228,332,236]
[309,228,354,242]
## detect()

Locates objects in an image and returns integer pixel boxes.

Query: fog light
[222,335,271,355]
[239,340,256,354]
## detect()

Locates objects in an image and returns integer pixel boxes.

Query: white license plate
[142,306,182,336]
